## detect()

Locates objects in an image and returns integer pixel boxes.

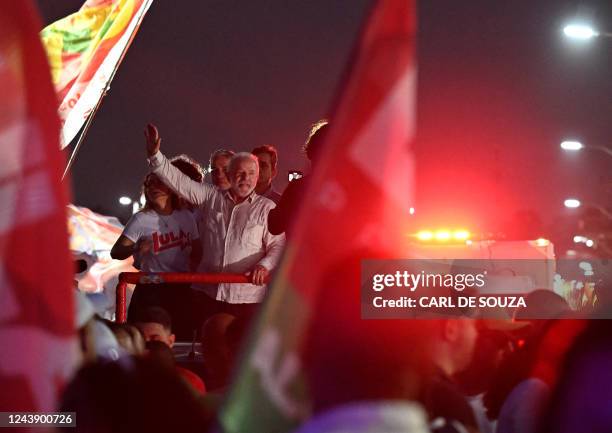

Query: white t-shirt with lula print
[122,209,199,273]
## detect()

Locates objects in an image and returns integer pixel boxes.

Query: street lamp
[560,140,612,158]
[119,195,142,215]
[563,24,599,40]
[118,196,132,206]
[574,235,596,248]
[560,140,583,151]
[563,23,612,40]
[564,198,581,208]
[564,198,612,220]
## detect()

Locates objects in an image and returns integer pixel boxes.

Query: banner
[0,1,77,412]
[41,0,153,148]
[68,204,124,257]
[220,0,417,431]
[68,205,137,318]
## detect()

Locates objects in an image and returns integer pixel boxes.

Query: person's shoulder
[175,208,197,218]
[209,185,227,200]
[506,378,549,404]
[269,189,282,203]
[209,183,224,193]
[129,209,154,224]
[254,193,276,209]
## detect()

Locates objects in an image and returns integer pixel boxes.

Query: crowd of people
[64,120,612,433]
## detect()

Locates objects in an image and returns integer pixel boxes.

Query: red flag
[221,1,417,431]
[0,1,77,412]
[289,0,417,299]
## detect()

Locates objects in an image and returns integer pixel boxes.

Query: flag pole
[62,87,105,180]
[61,0,154,181]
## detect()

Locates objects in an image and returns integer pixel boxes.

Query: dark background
[36,0,612,251]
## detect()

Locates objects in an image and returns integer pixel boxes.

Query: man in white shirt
[144,124,285,324]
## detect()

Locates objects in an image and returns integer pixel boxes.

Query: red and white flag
[221,1,417,431]
[0,1,77,413]
[288,0,417,295]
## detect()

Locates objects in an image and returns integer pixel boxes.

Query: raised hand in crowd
[145,122,161,156]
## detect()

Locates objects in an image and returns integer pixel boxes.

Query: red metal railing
[115,272,252,323]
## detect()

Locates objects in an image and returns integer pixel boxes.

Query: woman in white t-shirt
[111,172,202,338]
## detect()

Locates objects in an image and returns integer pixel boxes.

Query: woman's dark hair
[139,173,180,213]
[140,155,204,213]
[170,154,204,183]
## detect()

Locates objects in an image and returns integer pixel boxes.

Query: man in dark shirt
[268,120,328,237]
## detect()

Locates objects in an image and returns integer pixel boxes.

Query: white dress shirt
[148,151,285,303]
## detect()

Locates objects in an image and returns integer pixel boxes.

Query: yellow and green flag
[40,0,153,148]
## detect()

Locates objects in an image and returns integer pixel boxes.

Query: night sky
[36,0,611,240]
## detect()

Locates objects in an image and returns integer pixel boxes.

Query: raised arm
[145,123,215,206]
